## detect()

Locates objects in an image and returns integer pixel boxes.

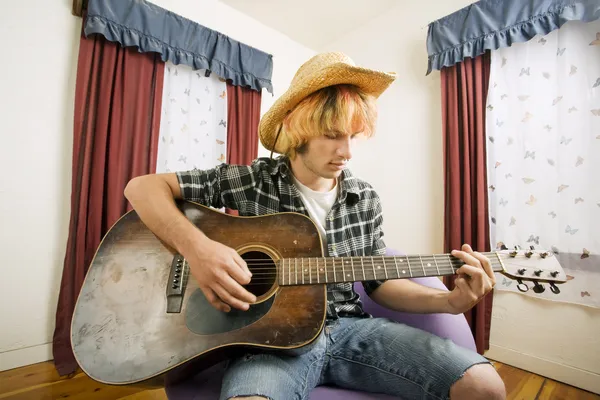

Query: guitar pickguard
[185,289,276,335]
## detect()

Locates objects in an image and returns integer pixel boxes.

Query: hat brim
[259,63,396,155]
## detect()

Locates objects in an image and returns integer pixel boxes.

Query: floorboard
[1,360,598,399]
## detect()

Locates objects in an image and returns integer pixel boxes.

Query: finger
[232,250,252,278]
[452,248,482,269]
[212,282,251,311]
[201,285,231,312]
[473,251,495,285]
[220,273,257,304]
[226,258,252,285]
[456,265,486,296]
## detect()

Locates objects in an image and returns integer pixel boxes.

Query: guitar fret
[419,254,426,277]
[351,258,356,281]
[302,258,304,284]
[406,256,412,277]
[433,254,441,275]
[394,256,400,278]
[325,258,328,283]
[371,256,376,280]
[333,258,337,282]
[382,256,388,279]
[309,258,312,284]
[341,257,345,281]
[447,255,455,273]
[361,257,366,281]
[295,258,298,285]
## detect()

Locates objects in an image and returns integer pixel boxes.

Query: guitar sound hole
[242,251,276,297]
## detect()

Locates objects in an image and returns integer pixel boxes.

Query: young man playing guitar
[124,52,505,400]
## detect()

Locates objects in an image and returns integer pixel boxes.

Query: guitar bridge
[166,254,188,313]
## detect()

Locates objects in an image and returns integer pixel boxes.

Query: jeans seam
[330,353,445,400]
[300,356,323,400]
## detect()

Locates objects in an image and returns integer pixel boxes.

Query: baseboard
[485,344,600,395]
[0,343,53,372]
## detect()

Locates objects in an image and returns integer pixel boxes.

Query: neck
[289,157,335,192]
[277,252,505,286]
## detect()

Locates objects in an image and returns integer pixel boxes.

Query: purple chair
[165,249,476,399]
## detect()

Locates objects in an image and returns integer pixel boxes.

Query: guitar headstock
[495,246,566,294]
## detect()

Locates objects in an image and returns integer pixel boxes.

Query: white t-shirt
[291,175,339,252]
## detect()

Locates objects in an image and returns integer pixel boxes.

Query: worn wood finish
[71,201,326,386]
[491,361,600,400]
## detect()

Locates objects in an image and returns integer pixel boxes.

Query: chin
[322,170,342,179]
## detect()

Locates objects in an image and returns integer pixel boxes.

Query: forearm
[124,175,206,255]
[368,279,453,314]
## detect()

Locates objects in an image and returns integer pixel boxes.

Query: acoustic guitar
[70,200,567,387]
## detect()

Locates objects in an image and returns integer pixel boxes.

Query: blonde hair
[281,84,378,158]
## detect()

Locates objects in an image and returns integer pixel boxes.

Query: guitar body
[71,201,326,386]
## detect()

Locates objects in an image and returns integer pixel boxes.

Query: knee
[450,363,506,400]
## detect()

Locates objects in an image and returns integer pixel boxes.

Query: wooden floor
[0,359,598,399]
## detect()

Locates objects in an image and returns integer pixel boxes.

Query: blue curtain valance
[426,0,600,75]
[84,0,274,93]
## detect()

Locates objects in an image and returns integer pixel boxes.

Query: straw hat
[258,52,396,155]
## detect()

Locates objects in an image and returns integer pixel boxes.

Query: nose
[336,136,353,161]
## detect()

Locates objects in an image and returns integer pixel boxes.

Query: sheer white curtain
[486,20,600,307]
[156,63,227,173]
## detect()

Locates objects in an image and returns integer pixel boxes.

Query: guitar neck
[277,252,504,286]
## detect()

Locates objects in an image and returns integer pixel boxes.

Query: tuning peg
[549,282,560,294]
[550,270,559,277]
[510,249,518,257]
[500,244,508,250]
[518,268,526,275]
[530,245,535,250]
[534,269,542,276]
[525,249,533,258]
[516,278,529,292]
[532,281,545,293]
[540,252,549,258]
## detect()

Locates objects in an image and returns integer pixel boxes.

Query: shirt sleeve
[362,192,387,296]
[175,163,255,210]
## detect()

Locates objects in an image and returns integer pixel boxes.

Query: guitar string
[241,262,556,278]
[238,254,547,262]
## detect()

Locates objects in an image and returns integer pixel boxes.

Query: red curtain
[440,51,493,355]
[225,82,262,215]
[52,29,165,376]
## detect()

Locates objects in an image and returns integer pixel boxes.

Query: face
[295,132,359,179]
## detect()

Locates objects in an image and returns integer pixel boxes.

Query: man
[124,52,505,400]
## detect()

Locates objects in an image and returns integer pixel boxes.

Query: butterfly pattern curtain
[156,63,228,173]
[486,20,600,309]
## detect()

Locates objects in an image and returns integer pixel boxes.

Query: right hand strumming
[184,236,256,312]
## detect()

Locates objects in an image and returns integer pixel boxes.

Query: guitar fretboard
[277,253,504,286]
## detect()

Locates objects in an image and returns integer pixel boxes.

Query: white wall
[0,0,80,371]
[320,0,476,255]
[0,0,314,371]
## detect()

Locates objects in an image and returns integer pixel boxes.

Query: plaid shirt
[176,156,386,319]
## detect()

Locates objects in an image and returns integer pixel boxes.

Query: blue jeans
[219,317,490,400]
